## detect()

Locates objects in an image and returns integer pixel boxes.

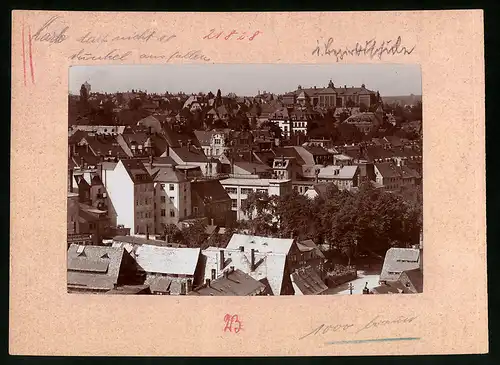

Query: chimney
[206,278,211,287]
[148,126,152,135]
[220,250,225,270]
[178,139,183,147]
[187,139,192,152]
[146,225,149,240]
[149,155,153,168]
[251,248,255,271]
[253,168,257,176]
[80,157,84,168]
[68,168,74,192]
[166,146,170,156]
[239,245,244,252]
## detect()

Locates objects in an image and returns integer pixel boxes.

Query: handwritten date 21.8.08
[203,29,262,41]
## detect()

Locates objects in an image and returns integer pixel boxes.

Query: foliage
[239,183,423,265]
[181,220,207,247]
[162,223,183,242]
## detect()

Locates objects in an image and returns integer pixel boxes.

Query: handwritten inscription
[31,15,69,44]
[69,49,132,61]
[203,29,262,41]
[312,36,415,62]
[299,315,418,340]
[77,30,176,45]
[223,314,243,333]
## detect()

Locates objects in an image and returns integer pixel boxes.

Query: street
[325,269,381,295]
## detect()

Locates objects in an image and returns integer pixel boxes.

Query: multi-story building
[100,158,155,236]
[374,161,420,191]
[145,163,191,233]
[220,177,293,220]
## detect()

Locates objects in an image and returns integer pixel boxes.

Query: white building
[219,177,293,220]
[100,159,155,236]
[145,164,192,232]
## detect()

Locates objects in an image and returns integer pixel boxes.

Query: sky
[69,64,421,97]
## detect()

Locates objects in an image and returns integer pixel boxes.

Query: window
[231,199,237,209]
[169,184,174,191]
[161,209,165,217]
[161,196,166,203]
[135,200,139,206]
[160,183,165,189]
[214,138,221,145]
[193,206,199,215]
[170,209,175,217]
[241,188,253,195]
[225,187,237,194]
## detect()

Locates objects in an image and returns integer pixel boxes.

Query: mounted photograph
[67,64,423,296]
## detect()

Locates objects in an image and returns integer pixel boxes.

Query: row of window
[136,198,153,206]
[160,183,175,191]
[225,187,268,195]
[136,184,153,192]
[137,211,153,219]
[160,209,176,217]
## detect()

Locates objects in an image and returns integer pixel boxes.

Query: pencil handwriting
[299,315,419,340]
[31,15,69,44]
[312,36,416,62]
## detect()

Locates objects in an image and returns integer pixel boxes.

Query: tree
[128,97,142,111]
[181,220,207,247]
[162,224,183,242]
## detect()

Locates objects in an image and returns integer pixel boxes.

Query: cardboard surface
[10,10,487,356]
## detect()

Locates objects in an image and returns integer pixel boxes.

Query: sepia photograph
[67,64,423,296]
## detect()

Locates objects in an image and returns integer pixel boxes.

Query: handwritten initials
[224,314,242,333]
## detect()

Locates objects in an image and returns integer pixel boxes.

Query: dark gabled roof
[375,162,421,179]
[84,135,127,158]
[148,166,187,183]
[162,124,201,148]
[191,179,230,203]
[233,161,272,174]
[291,267,328,295]
[297,239,326,259]
[305,145,331,156]
[188,269,266,296]
[400,268,423,293]
[170,146,209,163]
[121,159,154,184]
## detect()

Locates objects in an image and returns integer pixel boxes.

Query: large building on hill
[283,80,379,109]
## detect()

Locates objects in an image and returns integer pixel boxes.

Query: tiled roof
[107,284,151,295]
[189,269,266,296]
[193,130,214,146]
[133,245,201,275]
[170,146,209,163]
[375,162,420,179]
[226,234,294,255]
[400,268,423,293]
[67,244,125,291]
[380,248,421,282]
[337,165,359,179]
[297,240,325,259]
[121,159,154,184]
[146,165,187,183]
[202,247,288,296]
[113,236,185,248]
[291,267,328,295]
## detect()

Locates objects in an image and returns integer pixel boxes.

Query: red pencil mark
[22,22,26,86]
[223,314,243,333]
[28,26,35,84]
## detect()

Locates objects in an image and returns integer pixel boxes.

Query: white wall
[102,160,135,234]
